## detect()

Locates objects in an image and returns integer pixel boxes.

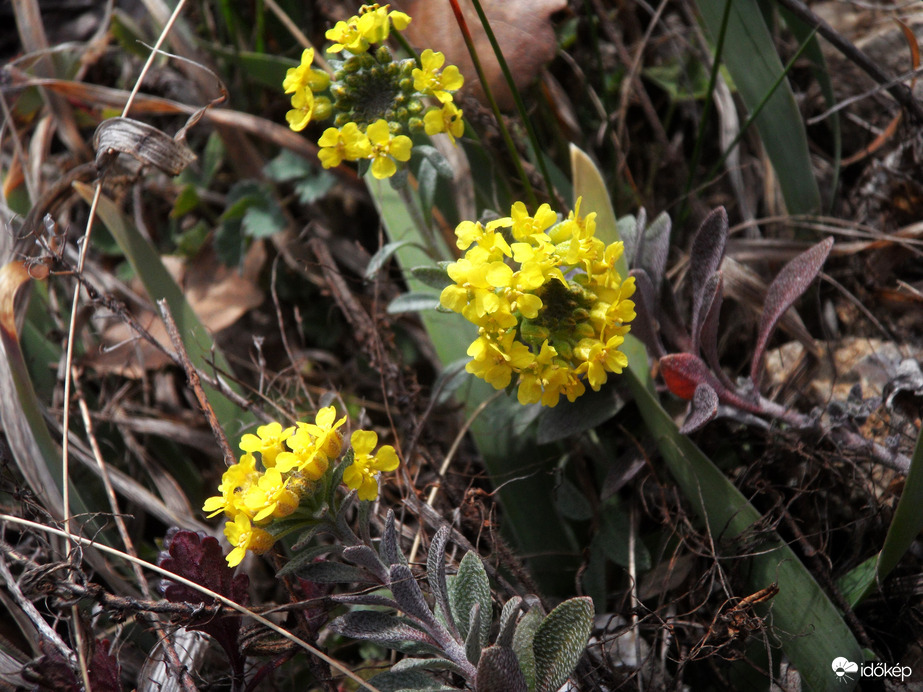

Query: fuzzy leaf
[293,561,375,584]
[466,602,484,664]
[698,272,735,390]
[277,543,340,576]
[342,545,389,583]
[627,269,665,357]
[367,668,444,691]
[476,646,529,692]
[688,208,729,338]
[380,509,402,567]
[497,597,523,648]
[332,593,399,609]
[392,656,468,676]
[328,611,437,649]
[387,292,441,314]
[411,264,454,290]
[448,552,492,649]
[691,271,721,354]
[390,564,440,631]
[511,600,544,690]
[636,210,672,290]
[414,144,455,179]
[750,237,833,384]
[680,383,720,434]
[366,240,414,280]
[427,527,458,638]
[532,597,594,692]
[617,213,640,266]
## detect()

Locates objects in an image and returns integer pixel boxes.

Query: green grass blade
[839,422,923,607]
[696,0,821,214]
[73,182,251,432]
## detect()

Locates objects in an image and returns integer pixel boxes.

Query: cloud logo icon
[832,657,859,679]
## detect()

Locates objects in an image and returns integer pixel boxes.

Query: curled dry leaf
[94,117,196,176]
[401,0,567,110]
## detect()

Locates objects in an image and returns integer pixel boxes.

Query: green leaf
[386,292,440,314]
[599,495,651,570]
[264,149,314,183]
[532,597,594,692]
[448,552,491,649]
[366,240,413,280]
[840,421,923,606]
[410,265,453,291]
[295,171,336,205]
[242,201,286,239]
[695,0,821,214]
[554,477,593,522]
[511,603,544,691]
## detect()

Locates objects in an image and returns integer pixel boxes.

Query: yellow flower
[423,102,465,144]
[286,88,317,132]
[357,4,411,43]
[412,49,464,103]
[367,119,412,179]
[283,48,330,95]
[224,514,275,567]
[242,467,300,522]
[318,123,372,168]
[444,198,635,406]
[239,422,295,468]
[326,18,368,54]
[297,406,347,459]
[202,454,260,518]
[343,430,400,501]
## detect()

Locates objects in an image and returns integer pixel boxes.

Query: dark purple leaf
[697,272,737,392]
[628,269,665,357]
[31,638,121,692]
[88,639,121,692]
[680,383,720,434]
[688,208,729,339]
[342,545,388,583]
[636,210,672,291]
[691,271,720,354]
[476,646,529,692]
[328,610,437,648]
[158,529,249,677]
[750,237,833,384]
[389,564,441,632]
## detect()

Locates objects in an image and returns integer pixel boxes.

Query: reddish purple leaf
[660,353,761,414]
[750,237,834,384]
[688,208,728,340]
[158,529,250,677]
[691,271,720,354]
[680,383,719,434]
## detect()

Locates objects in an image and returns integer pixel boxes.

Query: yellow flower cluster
[440,199,637,407]
[283,4,465,179]
[203,408,400,567]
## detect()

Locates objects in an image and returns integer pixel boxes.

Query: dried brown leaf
[402,0,566,110]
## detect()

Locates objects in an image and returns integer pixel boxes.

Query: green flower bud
[408,116,424,134]
[407,99,423,115]
[375,45,393,63]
